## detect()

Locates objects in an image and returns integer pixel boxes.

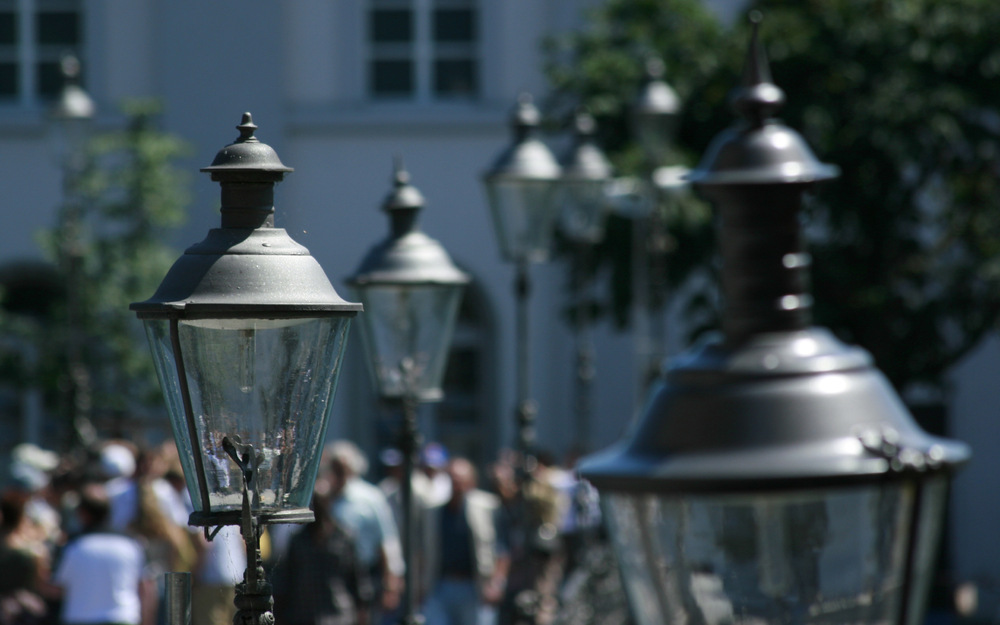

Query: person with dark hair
[273,482,372,625]
[53,484,150,625]
[0,491,57,625]
[423,458,509,625]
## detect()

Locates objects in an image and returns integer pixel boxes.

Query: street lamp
[580,17,969,625]
[347,160,468,625]
[50,53,96,446]
[554,109,613,451]
[629,57,687,397]
[482,93,561,468]
[132,113,361,625]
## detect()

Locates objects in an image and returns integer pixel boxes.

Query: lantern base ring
[188,507,316,528]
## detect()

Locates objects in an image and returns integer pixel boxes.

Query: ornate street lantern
[347,161,469,402]
[133,113,361,625]
[631,57,681,169]
[132,113,361,530]
[556,109,613,244]
[554,109,613,451]
[482,93,561,468]
[347,160,468,625]
[483,93,562,264]
[580,18,969,625]
[50,54,96,165]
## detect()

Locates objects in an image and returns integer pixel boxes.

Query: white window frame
[366,0,478,104]
[0,0,83,109]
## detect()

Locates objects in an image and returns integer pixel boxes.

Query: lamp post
[132,113,361,625]
[482,93,561,472]
[347,160,468,625]
[629,57,685,398]
[50,54,96,446]
[580,17,969,625]
[554,109,613,452]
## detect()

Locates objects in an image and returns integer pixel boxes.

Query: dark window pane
[0,63,16,97]
[0,13,16,45]
[434,59,476,96]
[37,12,78,45]
[371,9,411,43]
[37,61,66,97]
[433,9,473,43]
[371,59,412,96]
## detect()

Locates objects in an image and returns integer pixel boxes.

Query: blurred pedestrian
[0,490,59,625]
[273,483,372,625]
[191,527,244,625]
[423,458,508,625]
[419,443,451,508]
[325,441,403,625]
[53,484,151,625]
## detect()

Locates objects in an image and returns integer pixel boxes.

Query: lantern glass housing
[142,316,351,517]
[631,58,680,167]
[603,477,948,625]
[348,163,469,401]
[353,285,463,400]
[483,93,561,263]
[557,111,612,244]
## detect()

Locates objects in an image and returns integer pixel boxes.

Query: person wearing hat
[420,443,451,508]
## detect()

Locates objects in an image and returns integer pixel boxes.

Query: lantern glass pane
[485,178,559,263]
[634,112,677,166]
[905,474,949,625]
[604,484,916,625]
[559,178,608,243]
[142,316,351,516]
[354,283,463,399]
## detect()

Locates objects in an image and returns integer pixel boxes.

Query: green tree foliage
[2,99,189,444]
[546,0,1000,396]
[544,0,737,333]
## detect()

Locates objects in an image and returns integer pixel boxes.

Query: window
[431,280,496,464]
[0,0,83,106]
[368,0,478,101]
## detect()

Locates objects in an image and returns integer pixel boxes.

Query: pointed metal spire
[688,12,838,186]
[731,11,786,127]
[383,155,425,215]
[203,112,292,176]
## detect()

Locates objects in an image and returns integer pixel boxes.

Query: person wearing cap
[420,443,451,508]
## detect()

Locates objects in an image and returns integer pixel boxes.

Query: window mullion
[413,0,430,103]
[17,0,32,107]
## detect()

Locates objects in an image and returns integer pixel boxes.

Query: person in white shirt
[54,484,150,625]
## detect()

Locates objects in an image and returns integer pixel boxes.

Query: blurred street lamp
[629,57,687,398]
[49,54,97,446]
[132,113,361,625]
[347,160,468,625]
[554,109,613,451]
[581,17,969,625]
[482,93,561,470]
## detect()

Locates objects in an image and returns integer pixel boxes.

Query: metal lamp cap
[483,93,561,182]
[201,112,292,176]
[559,110,613,181]
[687,14,838,186]
[633,57,681,118]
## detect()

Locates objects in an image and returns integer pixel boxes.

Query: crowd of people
[0,438,602,625]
